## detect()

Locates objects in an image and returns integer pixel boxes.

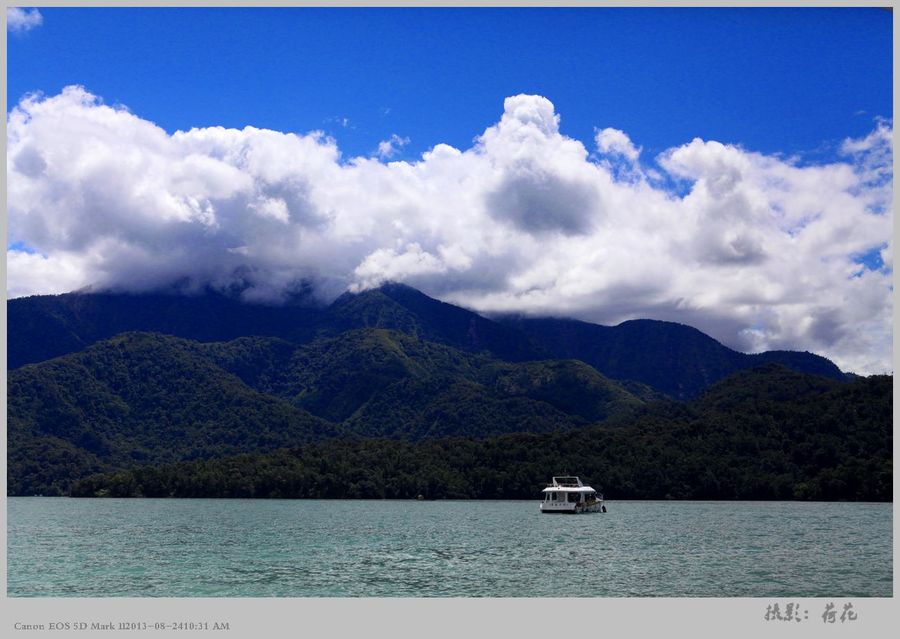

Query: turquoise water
[7,498,892,597]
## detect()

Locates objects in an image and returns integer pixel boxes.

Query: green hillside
[8,330,649,494]
[70,366,891,501]
[251,329,647,438]
[8,333,338,495]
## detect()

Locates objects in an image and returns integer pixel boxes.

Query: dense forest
[8,284,890,501]
[70,367,891,501]
[8,330,656,495]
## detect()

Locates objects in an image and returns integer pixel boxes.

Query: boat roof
[550,476,584,487]
[542,476,601,493]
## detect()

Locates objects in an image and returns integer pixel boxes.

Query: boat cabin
[540,476,606,513]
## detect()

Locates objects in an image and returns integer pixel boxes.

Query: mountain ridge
[498,314,845,399]
[8,329,650,494]
[7,284,885,501]
[8,283,846,401]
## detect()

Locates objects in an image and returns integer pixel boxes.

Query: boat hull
[540,502,606,514]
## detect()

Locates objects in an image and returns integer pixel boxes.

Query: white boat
[540,476,606,514]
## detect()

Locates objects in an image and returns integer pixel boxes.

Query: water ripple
[7,498,892,597]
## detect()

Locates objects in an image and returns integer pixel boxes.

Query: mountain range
[8,282,884,499]
[9,282,845,396]
[70,365,891,502]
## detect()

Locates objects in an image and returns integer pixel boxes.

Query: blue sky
[8,7,891,161]
[6,7,893,373]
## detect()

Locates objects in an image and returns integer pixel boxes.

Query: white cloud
[7,7,42,32]
[6,88,893,374]
[351,242,448,291]
[595,127,641,162]
[376,134,410,159]
[325,116,351,129]
[6,251,89,298]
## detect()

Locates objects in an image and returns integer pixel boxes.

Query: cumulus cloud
[352,242,448,291]
[7,7,42,32]
[594,127,644,183]
[376,134,410,159]
[6,87,893,374]
[595,127,641,162]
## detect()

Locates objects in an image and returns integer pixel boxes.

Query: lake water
[7,498,892,597]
